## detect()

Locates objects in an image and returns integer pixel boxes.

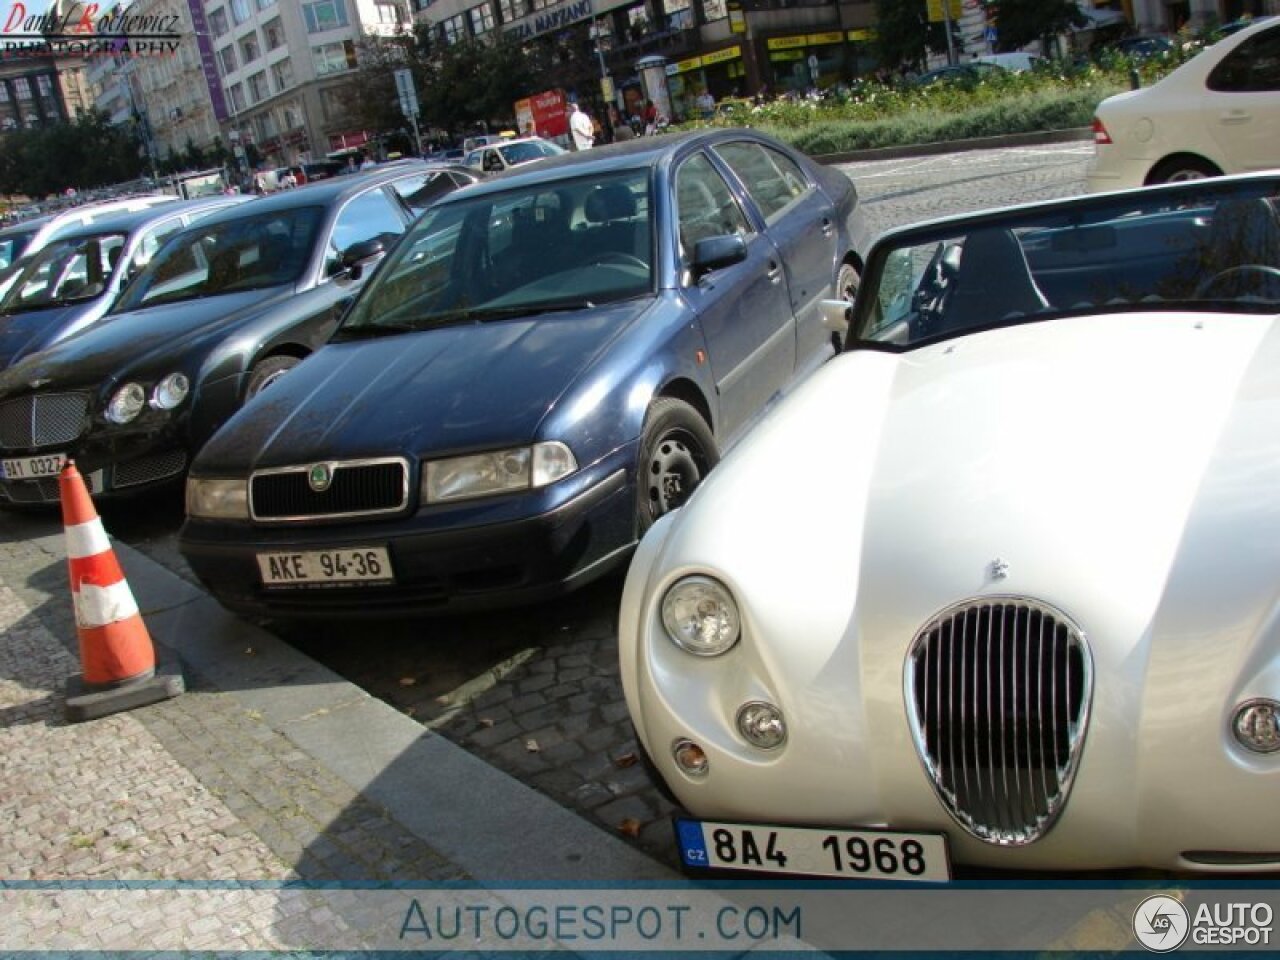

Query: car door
[1203,24,1280,173]
[675,150,794,443]
[713,140,837,381]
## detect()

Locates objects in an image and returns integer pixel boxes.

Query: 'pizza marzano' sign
[505,0,593,41]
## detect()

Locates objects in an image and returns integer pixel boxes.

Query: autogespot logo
[1133,895,1190,953]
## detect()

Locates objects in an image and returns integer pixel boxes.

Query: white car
[1086,17,1280,191]
[464,136,567,173]
[620,174,1280,879]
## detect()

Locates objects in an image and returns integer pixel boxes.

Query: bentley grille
[906,598,1092,845]
[250,458,409,521]
[0,393,89,450]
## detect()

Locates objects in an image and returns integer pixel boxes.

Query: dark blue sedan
[179,129,869,616]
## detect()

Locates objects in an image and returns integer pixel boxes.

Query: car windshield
[0,228,36,270]
[501,140,564,165]
[116,206,323,311]
[338,169,654,337]
[855,181,1280,348]
[0,231,127,312]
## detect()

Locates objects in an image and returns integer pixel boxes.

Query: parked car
[912,62,1007,87]
[1087,16,1280,190]
[1112,34,1176,59]
[0,165,466,506]
[177,129,870,618]
[973,51,1044,72]
[0,197,246,368]
[620,173,1280,878]
[464,136,567,173]
[385,163,486,211]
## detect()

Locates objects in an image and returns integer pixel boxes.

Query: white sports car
[620,174,1280,880]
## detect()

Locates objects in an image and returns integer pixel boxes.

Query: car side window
[1208,26,1280,92]
[674,153,751,261]
[713,142,810,221]
[391,171,453,212]
[482,149,504,172]
[126,219,184,278]
[326,189,407,274]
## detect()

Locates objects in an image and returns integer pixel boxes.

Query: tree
[985,0,1085,52]
[0,111,146,197]
[874,0,957,70]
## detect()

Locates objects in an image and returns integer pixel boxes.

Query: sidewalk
[0,516,673,948]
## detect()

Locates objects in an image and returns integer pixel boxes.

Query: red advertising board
[515,89,569,139]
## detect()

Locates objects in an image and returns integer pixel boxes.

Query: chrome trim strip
[249,456,410,522]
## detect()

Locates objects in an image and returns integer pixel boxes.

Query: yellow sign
[701,45,742,65]
[806,31,843,45]
[926,0,963,21]
[766,35,807,51]
[729,9,745,33]
[674,55,702,73]
[847,28,876,41]
[769,50,804,61]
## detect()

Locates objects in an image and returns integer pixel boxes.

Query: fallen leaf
[399,677,416,687]
[613,752,639,769]
[619,818,642,838]
[479,718,496,728]
[525,739,540,753]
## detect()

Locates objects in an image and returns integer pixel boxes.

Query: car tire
[836,260,860,303]
[636,398,718,535]
[245,355,300,400]
[1147,155,1221,185]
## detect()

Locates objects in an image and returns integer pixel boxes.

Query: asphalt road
[88,140,1095,872]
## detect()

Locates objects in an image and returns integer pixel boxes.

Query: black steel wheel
[636,398,718,534]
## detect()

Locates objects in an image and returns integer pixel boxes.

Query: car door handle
[767,260,783,284]
[1220,109,1251,125]
[821,217,835,238]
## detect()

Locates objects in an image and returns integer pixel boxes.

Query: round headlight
[151,372,190,410]
[672,739,709,777]
[106,382,146,424]
[661,575,740,656]
[736,701,787,750]
[1233,699,1280,754]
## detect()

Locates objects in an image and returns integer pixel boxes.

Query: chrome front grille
[0,393,89,449]
[250,458,409,521]
[906,598,1092,845]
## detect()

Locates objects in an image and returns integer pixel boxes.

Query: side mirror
[337,237,386,280]
[691,234,747,277]
[819,298,852,336]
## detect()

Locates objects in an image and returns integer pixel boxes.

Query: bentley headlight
[422,442,578,503]
[186,477,249,519]
[150,372,190,410]
[661,575,741,656]
[106,382,146,424]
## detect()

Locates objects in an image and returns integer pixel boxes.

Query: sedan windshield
[0,232,126,313]
[856,182,1280,348]
[115,206,323,311]
[339,170,653,336]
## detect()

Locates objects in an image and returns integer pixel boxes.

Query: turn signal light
[672,738,709,777]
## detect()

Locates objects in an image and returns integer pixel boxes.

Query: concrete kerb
[29,526,676,883]
[812,125,1093,166]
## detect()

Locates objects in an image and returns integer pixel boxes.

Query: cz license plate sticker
[676,819,951,882]
[257,546,393,587]
[1,452,67,481]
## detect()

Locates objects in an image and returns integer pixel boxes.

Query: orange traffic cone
[60,461,183,722]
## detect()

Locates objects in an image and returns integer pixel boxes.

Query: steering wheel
[592,252,648,270]
[1194,265,1280,299]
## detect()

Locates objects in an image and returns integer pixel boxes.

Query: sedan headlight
[186,477,249,519]
[106,382,146,424]
[150,372,189,410]
[422,442,577,504]
[661,575,741,656]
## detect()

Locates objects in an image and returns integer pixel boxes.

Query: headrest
[585,184,637,223]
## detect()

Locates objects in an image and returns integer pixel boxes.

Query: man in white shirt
[569,100,594,151]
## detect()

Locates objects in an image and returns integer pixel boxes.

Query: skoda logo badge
[308,463,333,492]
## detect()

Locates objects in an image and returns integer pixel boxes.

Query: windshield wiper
[428,299,598,326]
[331,321,417,342]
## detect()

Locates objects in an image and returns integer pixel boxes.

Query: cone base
[65,654,185,723]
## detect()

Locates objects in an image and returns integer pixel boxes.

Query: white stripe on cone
[65,518,112,560]
[73,580,140,629]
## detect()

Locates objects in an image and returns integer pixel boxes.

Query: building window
[217,45,238,76]
[530,0,553,12]
[440,12,467,43]
[303,0,349,33]
[496,0,520,22]
[228,82,246,112]
[263,18,284,49]
[375,1,400,24]
[312,40,357,75]
[240,33,260,63]
[230,0,251,25]
[35,75,54,97]
[248,70,269,102]
[283,106,298,129]
[468,4,494,34]
[14,77,32,100]
[0,85,9,103]
[700,0,726,21]
[270,57,293,92]
[208,6,229,36]
[257,0,277,8]
[319,86,345,120]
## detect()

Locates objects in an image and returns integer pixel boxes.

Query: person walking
[569,99,595,151]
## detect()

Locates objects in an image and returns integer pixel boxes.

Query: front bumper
[180,452,638,617]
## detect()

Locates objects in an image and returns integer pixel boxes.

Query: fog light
[1233,700,1280,754]
[737,701,786,750]
[672,738,709,777]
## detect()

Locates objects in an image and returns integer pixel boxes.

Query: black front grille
[906,598,1092,846]
[0,393,89,449]
[112,449,187,489]
[251,459,408,520]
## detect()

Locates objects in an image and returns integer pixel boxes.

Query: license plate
[257,547,393,587]
[676,819,951,882]
[1,452,67,480]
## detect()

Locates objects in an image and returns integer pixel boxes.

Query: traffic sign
[393,67,419,119]
[926,0,962,21]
